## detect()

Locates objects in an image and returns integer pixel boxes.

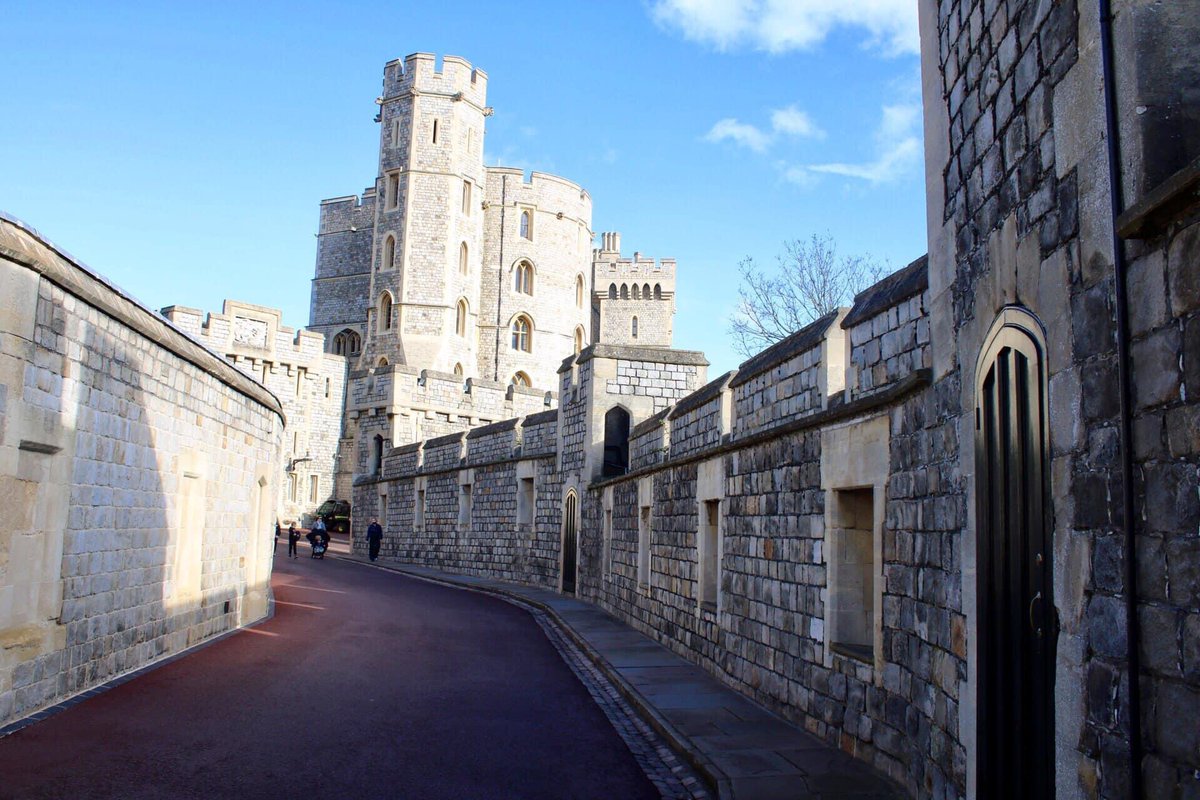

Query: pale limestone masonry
[160,300,348,521]
[311,54,680,491]
[593,232,676,347]
[0,216,284,729]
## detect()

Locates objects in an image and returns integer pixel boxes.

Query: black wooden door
[976,325,1055,800]
[562,493,578,594]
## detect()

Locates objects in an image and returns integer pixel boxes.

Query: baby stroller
[309,531,328,559]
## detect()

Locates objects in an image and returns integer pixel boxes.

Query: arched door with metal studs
[975,311,1056,800]
[562,492,578,594]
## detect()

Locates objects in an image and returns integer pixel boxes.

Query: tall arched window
[511,315,532,352]
[576,275,585,307]
[519,210,532,240]
[349,331,361,354]
[608,283,617,299]
[455,298,468,337]
[461,180,471,214]
[459,242,469,274]
[373,435,384,475]
[654,284,662,300]
[574,326,585,354]
[643,283,651,299]
[334,331,348,355]
[453,362,464,376]
[383,234,396,269]
[512,371,531,387]
[632,316,639,338]
[514,261,534,295]
[379,293,393,331]
[632,284,641,300]
[620,284,629,299]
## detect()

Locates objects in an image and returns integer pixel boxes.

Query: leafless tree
[729,233,886,357]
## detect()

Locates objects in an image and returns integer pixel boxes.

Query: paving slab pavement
[344,557,906,800]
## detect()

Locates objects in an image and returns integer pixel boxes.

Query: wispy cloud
[705,105,823,152]
[807,103,922,184]
[651,0,919,57]
[770,106,825,139]
[705,118,771,152]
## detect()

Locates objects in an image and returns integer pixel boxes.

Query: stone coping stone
[561,343,709,373]
[669,370,738,421]
[389,441,423,456]
[424,431,466,449]
[465,418,520,439]
[464,376,506,392]
[0,213,285,421]
[631,407,672,438]
[729,312,839,390]
[841,254,928,329]
[342,559,907,800]
[522,409,559,427]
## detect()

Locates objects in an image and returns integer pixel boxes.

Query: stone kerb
[842,255,930,402]
[729,311,843,437]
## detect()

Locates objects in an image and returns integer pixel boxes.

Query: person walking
[366,518,383,562]
[288,524,300,559]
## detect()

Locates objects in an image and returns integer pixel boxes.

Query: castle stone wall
[0,216,284,729]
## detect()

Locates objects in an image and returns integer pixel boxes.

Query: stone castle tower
[308,53,679,494]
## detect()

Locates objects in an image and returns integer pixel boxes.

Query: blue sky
[2,1,925,377]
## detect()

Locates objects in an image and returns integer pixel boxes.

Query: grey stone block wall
[1,218,283,729]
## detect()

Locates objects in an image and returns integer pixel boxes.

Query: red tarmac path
[0,544,658,799]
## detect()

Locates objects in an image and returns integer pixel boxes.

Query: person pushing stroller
[307,518,329,559]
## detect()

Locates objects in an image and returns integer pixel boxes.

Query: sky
[2,0,926,377]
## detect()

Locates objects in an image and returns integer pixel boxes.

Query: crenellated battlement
[381,52,488,108]
[162,299,341,372]
[592,231,677,284]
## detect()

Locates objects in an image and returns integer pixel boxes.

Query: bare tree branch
[728,233,886,357]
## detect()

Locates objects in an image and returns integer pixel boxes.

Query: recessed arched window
[382,234,396,269]
[576,275,585,308]
[373,434,384,475]
[519,210,532,240]
[349,331,361,354]
[574,326,585,354]
[512,371,531,387]
[620,284,629,300]
[632,284,641,300]
[608,283,617,299]
[453,362,464,376]
[379,292,393,331]
[459,242,469,274]
[461,180,471,215]
[333,330,349,355]
[456,298,468,337]
[632,316,639,338]
[643,283,651,299]
[654,284,662,300]
[511,315,532,352]
[377,356,389,367]
[514,261,534,295]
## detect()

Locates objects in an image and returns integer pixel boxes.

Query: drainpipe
[494,175,507,382]
[1097,0,1143,794]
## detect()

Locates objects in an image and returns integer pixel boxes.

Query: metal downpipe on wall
[1097,0,1143,795]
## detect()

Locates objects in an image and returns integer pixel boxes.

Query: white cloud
[780,163,818,187]
[704,118,771,152]
[651,0,919,56]
[770,106,824,138]
[808,102,922,184]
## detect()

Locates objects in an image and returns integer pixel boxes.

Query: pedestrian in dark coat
[288,524,300,559]
[366,519,383,562]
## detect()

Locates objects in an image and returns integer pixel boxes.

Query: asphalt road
[0,547,659,800]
